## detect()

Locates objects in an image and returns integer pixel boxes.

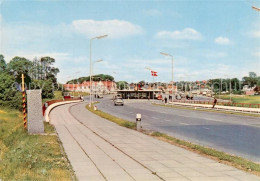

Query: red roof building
[64,80,116,93]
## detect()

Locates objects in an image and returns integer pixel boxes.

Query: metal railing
[172,100,260,108]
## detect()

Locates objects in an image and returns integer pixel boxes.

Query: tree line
[0,54,60,110]
[67,74,114,84]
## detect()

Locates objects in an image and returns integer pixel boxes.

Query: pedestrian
[164,97,167,104]
[212,97,217,108]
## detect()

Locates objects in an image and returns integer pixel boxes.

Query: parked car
[114,98,124,106]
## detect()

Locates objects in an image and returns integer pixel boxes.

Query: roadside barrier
[42,97,81,116]
[173,100,260,108]
[44,99,82,123]
[168,102,260,114]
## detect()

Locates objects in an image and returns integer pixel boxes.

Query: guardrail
[173,100,260,108]
[167,102,260,114]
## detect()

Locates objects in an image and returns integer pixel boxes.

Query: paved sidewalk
[49,103,260,181]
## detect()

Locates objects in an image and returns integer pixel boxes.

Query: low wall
[44,100,82,123]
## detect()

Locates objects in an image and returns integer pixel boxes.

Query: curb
[44,100,83,123]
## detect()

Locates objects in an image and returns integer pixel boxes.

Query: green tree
[117,81,128,90]
[0,54,6,71]
[0,72,22,110]
[242,72,258,87]
[7,56,33,85]
[249,72,257,78]
[31,79,54,99]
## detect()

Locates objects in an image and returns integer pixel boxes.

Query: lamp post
[89,35,108,106]
[160,52,174,102]
[92,59,103,99]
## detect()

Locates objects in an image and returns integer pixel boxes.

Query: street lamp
[252,6,260,12]
[92,60,103,98]
[160,52,174,102]
[89,34,108,106]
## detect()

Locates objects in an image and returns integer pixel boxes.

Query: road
[93,96,260,163]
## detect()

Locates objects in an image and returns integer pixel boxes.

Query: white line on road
[202,127,210,130]
[179,122,190,125]
[151,117,160,119]
[164,120,171,122]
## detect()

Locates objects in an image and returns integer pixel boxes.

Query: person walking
[164,97,167,104]
[212,97,217,108]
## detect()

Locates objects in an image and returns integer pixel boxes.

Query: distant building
[64,80,117,93]
[242,85,256,95]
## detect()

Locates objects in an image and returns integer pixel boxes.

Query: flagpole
[153,75,154,103]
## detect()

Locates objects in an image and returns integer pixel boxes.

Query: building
[63,80,117,94]
[242,85,256,95]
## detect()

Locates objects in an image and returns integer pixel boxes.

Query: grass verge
[42,91,64,103]
[215,95,260,104]
[85,103,136,129]
[0,109,76,181]
[153,103,260,118]
[85,102,260,177]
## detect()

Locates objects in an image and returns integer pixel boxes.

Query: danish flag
[151,71,158,77]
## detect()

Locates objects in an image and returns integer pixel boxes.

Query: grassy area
[0,109,75,180]
[150,132,260,176]
[85,103,136,129]
[86,103,260,176]
[69,91,89,97]
[216,95,260,104]
[42,91,64,103]
[152,103,260,118]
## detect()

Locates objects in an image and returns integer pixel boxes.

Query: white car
[114,98,124,106]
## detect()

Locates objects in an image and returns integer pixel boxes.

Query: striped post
[22,74,27,128]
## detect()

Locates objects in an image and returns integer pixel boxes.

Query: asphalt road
[90,96,260,163]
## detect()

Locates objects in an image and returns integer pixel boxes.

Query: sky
[0,0,259,83]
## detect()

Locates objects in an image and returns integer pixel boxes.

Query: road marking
[151,117,160,119]
[202,127,210,130]
[164,120,171,122]
[180,122,190,125]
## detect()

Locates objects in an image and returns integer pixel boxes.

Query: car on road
[97,94,103,98]
[114,98,124,106]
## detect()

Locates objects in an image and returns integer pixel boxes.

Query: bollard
[136,113,141,131]
[94,105,97,111]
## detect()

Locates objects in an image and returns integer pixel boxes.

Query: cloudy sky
[0,0,259,83]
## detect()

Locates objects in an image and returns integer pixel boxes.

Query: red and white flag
[151,71,158,77]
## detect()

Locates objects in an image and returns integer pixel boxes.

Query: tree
[117,81,128,90]
[68,74,115,84]
[249,72,257,78]
[7,56,33,75]
[254,86,260,94]
[0,54,6,71]
[242,72,258,87]
[32,79,54,99]
[0,72,22,110]
[7,56,33,85]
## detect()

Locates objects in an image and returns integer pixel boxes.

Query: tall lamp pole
[89,34,108,107]
[160,52,174,102]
